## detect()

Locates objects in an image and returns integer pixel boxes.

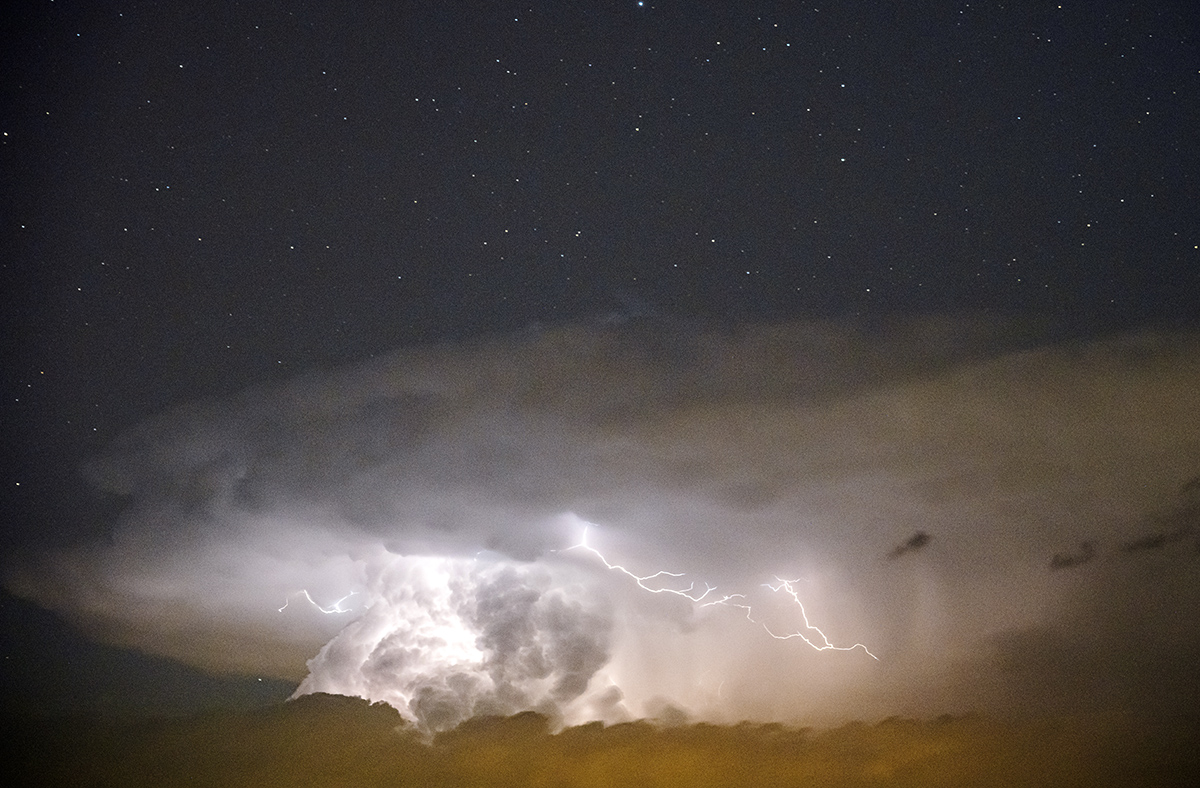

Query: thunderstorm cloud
[5,316,1199,728]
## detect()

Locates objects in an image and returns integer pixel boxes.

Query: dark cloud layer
[5,317,1199,726]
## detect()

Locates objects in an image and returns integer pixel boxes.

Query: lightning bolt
[278,589,358,614]
[754,578,877,659]
[569,525,877,659]
[565,527,717,601]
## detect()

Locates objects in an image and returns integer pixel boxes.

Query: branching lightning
[568,525,877,659]
[755,578,878,659]
[564,527,717,602]
[278,589,358,614]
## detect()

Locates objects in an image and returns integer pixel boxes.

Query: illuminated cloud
[295,553,613,731]
[5,317,1199,727]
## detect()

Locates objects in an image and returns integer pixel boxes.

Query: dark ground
[5,693,1198,787]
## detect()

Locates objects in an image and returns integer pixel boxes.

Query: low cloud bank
[9,695,1199,787]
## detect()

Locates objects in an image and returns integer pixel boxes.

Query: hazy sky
[2,1,1197,725]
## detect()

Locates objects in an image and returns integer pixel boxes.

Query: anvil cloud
[6,317,1199,728]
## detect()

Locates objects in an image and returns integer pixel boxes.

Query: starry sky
[2,1,1199,722]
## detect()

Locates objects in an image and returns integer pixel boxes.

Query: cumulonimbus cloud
[6,316,1199,728]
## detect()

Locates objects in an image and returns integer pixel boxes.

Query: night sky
[3,0,1199,733]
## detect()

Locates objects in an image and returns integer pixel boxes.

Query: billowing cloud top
[7,317,1199,728]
